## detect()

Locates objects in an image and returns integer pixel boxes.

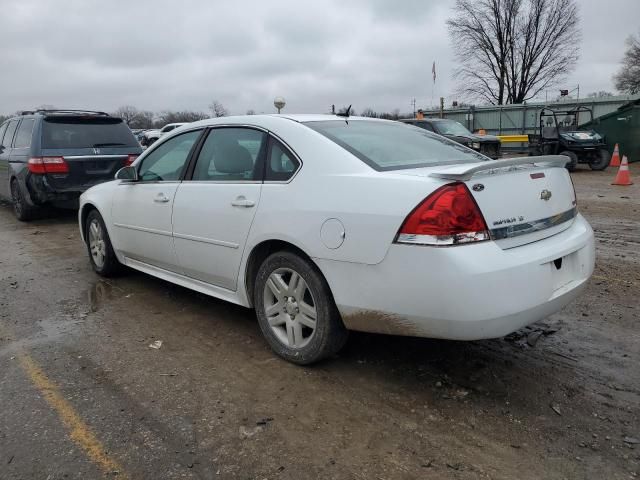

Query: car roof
[182,114,394,129]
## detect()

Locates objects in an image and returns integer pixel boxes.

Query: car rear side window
[2,120,20,148]
[191,128,266,182]
[0,123,8,146]
[13,119,36,149]
[42,116,138,149]
[305,120,486,171]
[265,138,300,181]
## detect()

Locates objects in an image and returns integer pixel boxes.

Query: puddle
[86,280,121,312]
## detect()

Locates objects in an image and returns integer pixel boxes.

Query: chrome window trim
[489,207,577,240]
[64,155,129,160]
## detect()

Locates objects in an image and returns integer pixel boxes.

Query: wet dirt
[0,165,639,479]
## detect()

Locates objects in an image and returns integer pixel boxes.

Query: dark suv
[0,110,142,220]
[400,118,502,159]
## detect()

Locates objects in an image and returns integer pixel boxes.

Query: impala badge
[540,189,552,201]
[472,183,485,192]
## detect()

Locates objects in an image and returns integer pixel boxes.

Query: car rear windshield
[304,120,487,171]
[42,116,138,149]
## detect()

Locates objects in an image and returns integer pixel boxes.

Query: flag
[432,61,436,83]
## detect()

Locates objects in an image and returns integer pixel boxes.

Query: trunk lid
[400,156,577,249]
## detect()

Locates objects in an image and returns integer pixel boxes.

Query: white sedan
[79,115,595,364]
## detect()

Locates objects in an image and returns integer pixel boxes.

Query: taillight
[125,154,139,166]
[395,182,490,246]
[27,157,69,174]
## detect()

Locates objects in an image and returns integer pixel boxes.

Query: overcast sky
[0,0,638,116]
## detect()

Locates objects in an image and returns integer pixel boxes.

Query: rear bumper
[316,214,595,340]
[26,174,100,208]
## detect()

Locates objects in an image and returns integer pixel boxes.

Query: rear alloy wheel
[10,179,38,221]
[589,148,611,171]
[85,210,122,277]
[559,150,578,172]
[254,251,348,365]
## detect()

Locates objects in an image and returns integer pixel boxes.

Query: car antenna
[336,104,352,124]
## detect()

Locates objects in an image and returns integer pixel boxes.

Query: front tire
[590,148,610,171]
[10,178,39,221]
[559,150,578,171]
[85,210,122,277]
[254,251,348,365]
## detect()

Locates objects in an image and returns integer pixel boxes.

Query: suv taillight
[125,154,138,166]
[395,182,490,246]
[27,157,69,174]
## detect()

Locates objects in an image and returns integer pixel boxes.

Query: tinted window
[3,121,19,148]
[138,130,201,181]
[432,120,472,136]
[0,123,8,147]
[305,120,486,171]
[414,122,435,132]
[42,117,138,149]
[192,128,266,181]
[266,139,299,181]
[13,119,35,149]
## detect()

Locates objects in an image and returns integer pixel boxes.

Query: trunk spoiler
[428,155,569,181]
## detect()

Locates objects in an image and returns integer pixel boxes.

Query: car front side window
[138,130,201,182]
[191,128,266,182]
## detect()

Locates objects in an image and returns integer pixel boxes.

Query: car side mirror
[115,166,139,182]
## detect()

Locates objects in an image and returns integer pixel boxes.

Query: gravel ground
[0,164,639,479]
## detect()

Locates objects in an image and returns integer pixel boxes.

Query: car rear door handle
[231,196,255,208]
[154,193,170,203]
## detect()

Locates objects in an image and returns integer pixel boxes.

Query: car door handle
[231,196,255,208]
[154,193,170,203]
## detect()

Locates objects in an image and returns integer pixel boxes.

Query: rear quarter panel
[244,120,447,265]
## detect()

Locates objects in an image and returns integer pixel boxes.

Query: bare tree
[360,108,378,118]
[113,105,139,125]
[614,31,640,94]
[157,110,208,125]
[586,91,614,99]
[448,0,580,105]
[246,109,256,115]
[209,100,228,117]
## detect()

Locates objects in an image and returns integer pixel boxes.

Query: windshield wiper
[92,142,127,147]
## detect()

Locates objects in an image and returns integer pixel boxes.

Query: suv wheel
[85,210,122,277]
[590,148,610,171]
[254,251,348,365]
[560,151,578,172]
[10,179,38,221]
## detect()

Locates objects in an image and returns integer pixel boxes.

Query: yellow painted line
[17,354,129,479]
[497,135,529,143]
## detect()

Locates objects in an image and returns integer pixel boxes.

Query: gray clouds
[0,0,637,115]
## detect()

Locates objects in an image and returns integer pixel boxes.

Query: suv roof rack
[20,109,110,117]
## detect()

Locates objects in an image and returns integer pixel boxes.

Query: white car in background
[142,122,188,146]
[78,115,595,364]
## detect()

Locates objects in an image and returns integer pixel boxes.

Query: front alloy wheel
[85,210,122,277]
[254,251,348,364]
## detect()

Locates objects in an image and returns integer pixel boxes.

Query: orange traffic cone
[610,143,621,167]
[612,155,633,186]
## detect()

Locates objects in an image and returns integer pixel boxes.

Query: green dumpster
[582,98,640,163]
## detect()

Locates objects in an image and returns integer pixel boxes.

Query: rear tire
[254,251,348,365]
[10,178,39,221]
[85,209,122,277]
[559,150,578,172]
[590,148,610,171]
